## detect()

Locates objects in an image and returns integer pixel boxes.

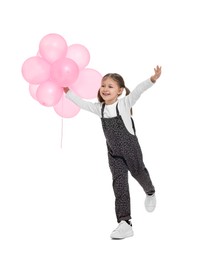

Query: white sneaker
[145,193,156,212]
[110,220,134,239]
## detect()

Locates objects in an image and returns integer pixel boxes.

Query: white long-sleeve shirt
[66,78,154,135]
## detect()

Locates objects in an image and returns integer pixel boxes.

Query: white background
[0,0,209,259]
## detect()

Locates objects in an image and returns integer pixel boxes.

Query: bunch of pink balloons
[22,33,102,118]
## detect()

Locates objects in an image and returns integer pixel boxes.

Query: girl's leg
[108,152,131,223]
[125,139,155,195]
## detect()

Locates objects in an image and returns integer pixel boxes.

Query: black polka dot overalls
[101,103,155,223]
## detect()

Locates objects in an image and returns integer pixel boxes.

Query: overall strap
[116,103,120,116]
[131,117,136,135]
[101,103,105,118]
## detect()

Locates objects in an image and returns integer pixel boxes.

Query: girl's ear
[118,88,124,95]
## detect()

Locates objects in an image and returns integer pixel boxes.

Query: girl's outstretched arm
[123,65,162,108]
[63,87,101,116]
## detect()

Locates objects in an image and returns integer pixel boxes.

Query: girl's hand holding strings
[63,87,70,93]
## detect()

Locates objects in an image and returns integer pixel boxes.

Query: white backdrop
[1,0,209,259]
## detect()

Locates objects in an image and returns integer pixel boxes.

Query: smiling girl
[63,65,162,239]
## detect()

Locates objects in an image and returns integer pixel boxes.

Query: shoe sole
[110,231,134,240]
[145,206,156,212]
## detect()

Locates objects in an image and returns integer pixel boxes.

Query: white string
[60,95,64,149]
[60,116,63,149]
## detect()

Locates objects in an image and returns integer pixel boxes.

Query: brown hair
[97,73,133,114]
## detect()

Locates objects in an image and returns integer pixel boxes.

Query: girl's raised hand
[151,65,162,83]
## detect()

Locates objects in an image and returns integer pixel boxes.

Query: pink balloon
[22,56,51,84]
[71,68,102,99]
[66,44,90,70]
[39,33,68,63]
[51,58,79,86]
[36,80,63,107]
[54,93,80,118]
[29,84,39,100]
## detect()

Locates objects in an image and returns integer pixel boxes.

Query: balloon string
[60,95,64,149]
[60,117,63,149]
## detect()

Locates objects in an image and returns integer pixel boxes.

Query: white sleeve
[124,78,154,108]
[65,90,101,116]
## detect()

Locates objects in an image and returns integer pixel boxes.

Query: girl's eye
[108,86,113,88]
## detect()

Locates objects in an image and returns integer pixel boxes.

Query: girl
[64,65,161,239]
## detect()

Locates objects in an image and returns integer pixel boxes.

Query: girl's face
[99,77,123,105]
